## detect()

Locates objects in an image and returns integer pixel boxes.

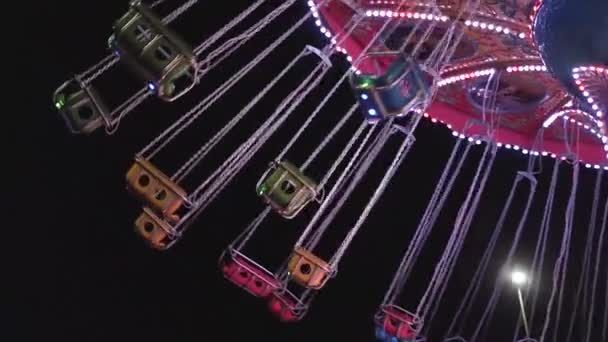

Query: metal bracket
[305,45,332,67]
[443,337,467,342]
[516,171,538,185]
[76,75,113,129]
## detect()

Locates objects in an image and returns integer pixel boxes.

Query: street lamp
[511,270,530,338]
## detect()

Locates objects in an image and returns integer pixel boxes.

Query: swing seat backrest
[126,158,187,219]
[379,304,420,339]
[109,0,198,102]
[287,247,332,290]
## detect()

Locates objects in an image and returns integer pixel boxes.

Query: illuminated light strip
[506,64,546,73]
[438,68,496,86]
[443,58,497,74]
[463,19,528,39]
[527,0,545,44]
[363,8,528,39]
[562,114,605,141]
[364,1,516,23]
[543,109,572,128]
[364,9,449,22]
[436,64,606,167]
[365,0,453,9]
[427,97,607,169]
[530,0,545,23]
[561,115,608,164]
[442,57,542,74]
[307,1,363,74]
[572,66,607,119]
[308,1,332,39]
[557,109,603,132]
[439,63,546,87]
[572,66,608,160]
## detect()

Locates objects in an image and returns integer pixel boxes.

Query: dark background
[11,0,607,341]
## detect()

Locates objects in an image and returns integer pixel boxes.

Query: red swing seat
[267,288,308,322]
[221,249,281,298]
[376,304,421,339]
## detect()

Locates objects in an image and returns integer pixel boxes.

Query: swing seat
[375,304,421,341]
[134,207,176,250]
[287,247,332,290]
[351,54,430,122]
[109,0,198,102]
[257,161,319,219]
[220,249,281,298]
[126,158,187,219]
[53,78,109,134]
[267,289,308,322]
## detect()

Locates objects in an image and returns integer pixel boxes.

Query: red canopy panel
[313,0,608,166]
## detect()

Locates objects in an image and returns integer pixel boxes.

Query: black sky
[11,1,608,341]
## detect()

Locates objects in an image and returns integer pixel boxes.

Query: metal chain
[382,139,470,305]
[302,104,359,171]
[565,170,603,341]
[469,173,537,342]
[190,62,330,204]
[106,90,153,135]
[528,159,562,332]
[416,143,494,319]
[172,64,330,237]
[317,120,368,190]
[138,8,313,159]
[81,55,120,85]
[330,116,420,266]
[539,164,580,342]
[233,206,273,252]
[193,0,269,55]
[161,0,199,24]
[444,172,523,338]
[171,49,308,182]
[582,171,607,342]
[306,120,395,250]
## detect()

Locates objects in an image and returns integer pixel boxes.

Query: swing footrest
[375,304,421,341]
[134,207,177,250]
[267,288,308,322]
[221,249,281,298]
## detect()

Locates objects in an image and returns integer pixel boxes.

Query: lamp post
[511,270,530,338]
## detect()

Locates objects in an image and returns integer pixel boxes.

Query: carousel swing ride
[53,0,608,341]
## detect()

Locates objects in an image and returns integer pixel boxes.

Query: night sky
[11,0,608,341]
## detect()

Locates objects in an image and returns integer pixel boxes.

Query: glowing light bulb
[511,270,528,286]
